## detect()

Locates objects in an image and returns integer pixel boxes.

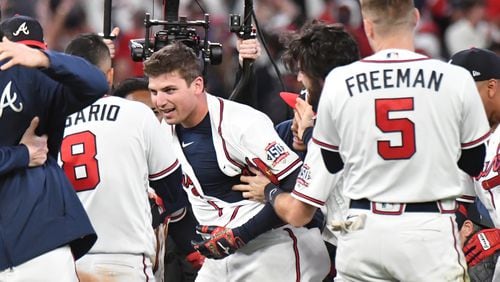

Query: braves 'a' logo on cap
[13,22,30,36]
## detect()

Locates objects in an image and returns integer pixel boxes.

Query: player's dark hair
[64,33,111,72]
[112,77,149,98]
[281,21,360,110]
[143,42,203,85]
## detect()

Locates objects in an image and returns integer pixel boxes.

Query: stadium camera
[129,1,222,68]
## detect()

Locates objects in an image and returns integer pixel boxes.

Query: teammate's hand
[19,117,49,167]
[185,251,206,270]
[232,166,269,203]
[294,98,315,140]
[463,228,500,267]
[191,225,246,259]
[103,27,120,59]
[0,37,49,70]
[236,38,261,66]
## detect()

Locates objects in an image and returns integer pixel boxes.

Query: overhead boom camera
[129,13,222,67]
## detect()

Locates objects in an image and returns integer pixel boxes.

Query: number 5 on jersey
[60,131,101,191]
[375,97,416,160]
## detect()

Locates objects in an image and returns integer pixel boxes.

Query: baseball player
[113,77,205,282]
[449,48,500,227]
[60,34,190,281]
[145,42,330,281]
[456,201,500,281]
[233,22,361,279]
[265,1,491,281]
[0,16,108,281]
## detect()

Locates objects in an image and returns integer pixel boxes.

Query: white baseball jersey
[475,126,500,227]
[311,49,490,203]
[169,94,302,227]
[168,94,329,281]
[59,96,180,258]
[292,140,348,245]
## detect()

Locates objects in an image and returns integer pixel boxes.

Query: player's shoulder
[102,96,153,112]
[210,94,270,122]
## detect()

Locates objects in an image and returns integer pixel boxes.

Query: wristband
[264,183,285,206]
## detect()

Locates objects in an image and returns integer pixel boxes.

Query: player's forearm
[169,208,202,254]
[274,192,316,227]
[42,51,108,115]
[150,167,187,215]
[0,146,29,176]
[236,203,283,243]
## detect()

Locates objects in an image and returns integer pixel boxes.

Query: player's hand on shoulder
[19,117,48,167]
[0,37,49,70]
[232,166,269,203]
[464,228,500,267]
[191,225,246,259]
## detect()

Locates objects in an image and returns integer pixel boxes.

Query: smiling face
[149,71,206,128]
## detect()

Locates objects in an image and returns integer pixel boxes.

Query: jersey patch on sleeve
[265,141,289,166]
[296,164,312,188]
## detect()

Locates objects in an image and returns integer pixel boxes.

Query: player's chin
[292,141,306,152]
[162,111,177,124]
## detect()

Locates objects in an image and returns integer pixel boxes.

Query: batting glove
[463,228,500,267]
[191,225,246,259]
[185,251,206,270]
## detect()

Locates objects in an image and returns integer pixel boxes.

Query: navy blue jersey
[176,114,244,203]
[0,51,108,270]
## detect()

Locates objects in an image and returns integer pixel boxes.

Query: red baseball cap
[279,91,300,109]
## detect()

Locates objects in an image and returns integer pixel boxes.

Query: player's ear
[106,68,114,88]
[487,79,498,98]
[461,220,476,238]
[363,18,374,42]
[411,8,420,28]
[192,76,204,95]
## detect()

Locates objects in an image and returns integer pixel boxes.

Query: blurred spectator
[445,0,491,56]
[415,2,443,59]
[34,0,92,51]
[318,0,372,58]
[113,8,147,83]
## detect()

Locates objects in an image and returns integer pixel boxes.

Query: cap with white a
[449,47,500,82]
[0,15,47,50]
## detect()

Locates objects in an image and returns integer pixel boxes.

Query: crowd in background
[2,0,499,125]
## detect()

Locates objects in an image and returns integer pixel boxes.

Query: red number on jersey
[60,131,100,191]
[375,98,416,160]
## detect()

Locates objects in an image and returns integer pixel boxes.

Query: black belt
[350,198,441,213]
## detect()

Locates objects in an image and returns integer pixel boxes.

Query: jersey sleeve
[39,51,108,117]
[0,145,29,176]
[144,114,180,181]
[312,72,341,152]
[291,141,342,208]
[241,112,302,181]
[460,74,490,149]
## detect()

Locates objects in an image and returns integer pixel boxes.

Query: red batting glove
[191,225,246,259]
[463,228,500,267]
[185,251,205,270]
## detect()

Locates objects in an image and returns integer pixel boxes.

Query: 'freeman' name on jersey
[345,68,444,96]
[65,103,120,127]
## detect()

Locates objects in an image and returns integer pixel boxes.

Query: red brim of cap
[280,91,299,109]
[17,40,47,50]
